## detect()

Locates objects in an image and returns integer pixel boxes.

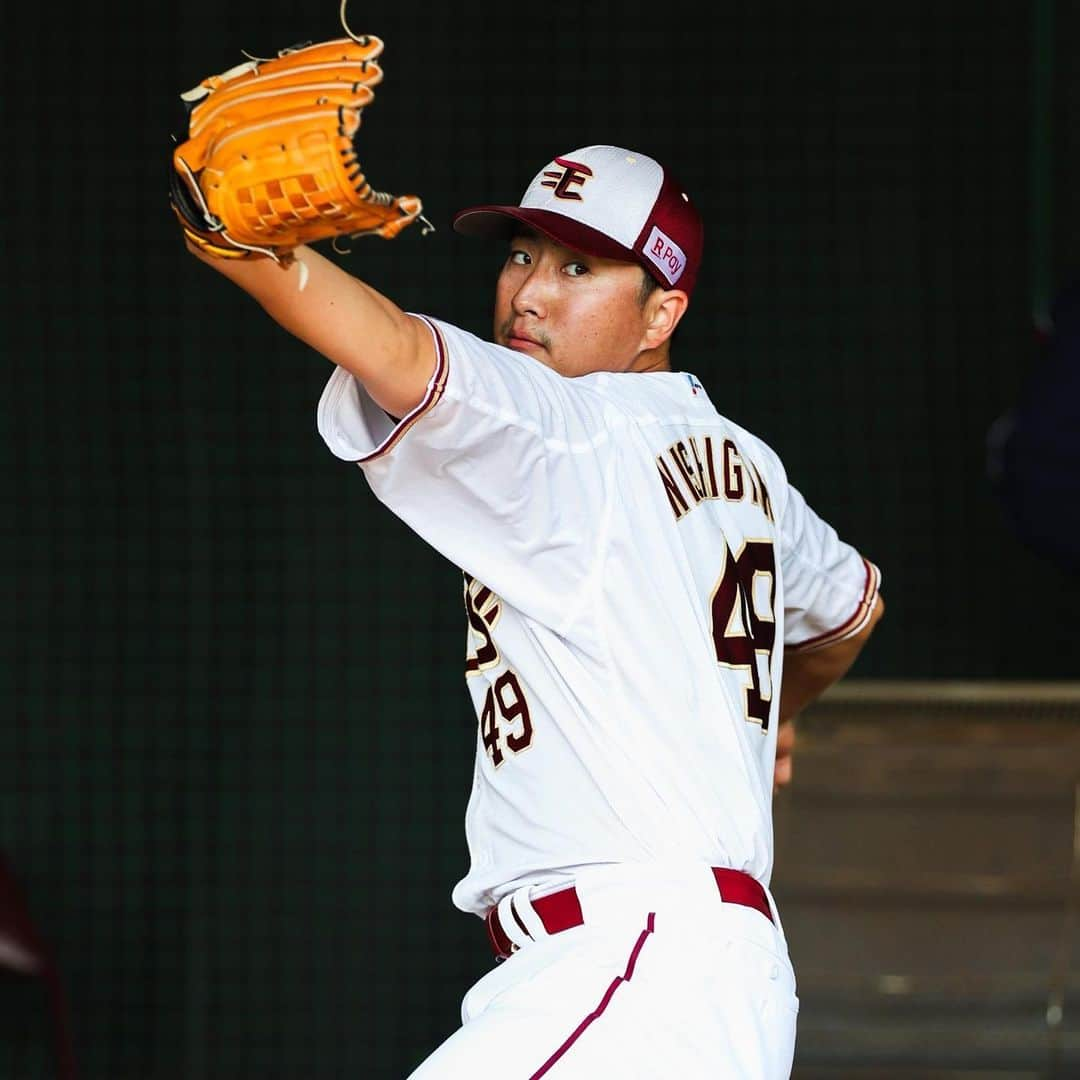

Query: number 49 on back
[710,540,777,730]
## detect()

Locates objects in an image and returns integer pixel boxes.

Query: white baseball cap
[452,145,704,297]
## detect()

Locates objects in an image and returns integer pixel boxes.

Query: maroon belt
[485,867,773,961]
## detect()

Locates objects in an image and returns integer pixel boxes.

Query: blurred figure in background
[987,280,1080,575]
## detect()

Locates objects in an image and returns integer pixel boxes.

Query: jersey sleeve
[777,483,882,652]
[315,316,614,631]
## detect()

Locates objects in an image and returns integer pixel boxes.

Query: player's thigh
[552,913,799,1079]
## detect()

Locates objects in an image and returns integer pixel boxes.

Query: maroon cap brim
[452,206,638,265]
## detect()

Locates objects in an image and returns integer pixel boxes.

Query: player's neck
[629,345,673,374]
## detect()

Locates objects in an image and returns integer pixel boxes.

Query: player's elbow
[846,592,884,657]
[854,591,884,641]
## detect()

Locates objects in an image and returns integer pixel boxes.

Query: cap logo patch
[643,225,686,285]
[540,157,594,201]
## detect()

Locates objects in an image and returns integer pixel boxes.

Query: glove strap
[175,216,253,261]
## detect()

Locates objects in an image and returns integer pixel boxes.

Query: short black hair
[638,270,661,309]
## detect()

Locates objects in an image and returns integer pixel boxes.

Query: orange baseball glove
[169,28,428,264]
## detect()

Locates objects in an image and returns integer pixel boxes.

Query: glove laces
[241,0,370,63]
[339,0,370,46]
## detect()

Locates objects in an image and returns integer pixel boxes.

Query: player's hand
[773,720,795,794]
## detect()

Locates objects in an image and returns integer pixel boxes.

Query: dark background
[4,0,1078,1076]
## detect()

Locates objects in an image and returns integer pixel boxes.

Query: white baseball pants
[407,863,799,1079]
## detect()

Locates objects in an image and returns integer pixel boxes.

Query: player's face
[493,231,663,376]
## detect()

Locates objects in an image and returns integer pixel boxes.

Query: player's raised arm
[169,29,435,417]
[188,244,435,419]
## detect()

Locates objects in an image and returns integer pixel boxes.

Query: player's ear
[643,289,689,349]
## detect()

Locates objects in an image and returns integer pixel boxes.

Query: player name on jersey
[656,435,774,523]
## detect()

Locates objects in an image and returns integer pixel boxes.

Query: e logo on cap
[541,158,594,201]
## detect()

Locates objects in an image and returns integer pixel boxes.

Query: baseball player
[173,40,883,1075]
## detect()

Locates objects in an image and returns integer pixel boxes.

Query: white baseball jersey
[317,316,880,918]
